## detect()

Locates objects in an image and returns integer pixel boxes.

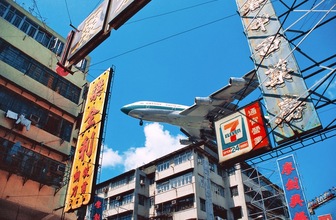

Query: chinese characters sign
[91,196,104,220]
[67,0,111,66]
[236,0,321,143]
[215,101,270,163]
[65,68,112,212]
[277,155,310,220]
[56,0,151,74]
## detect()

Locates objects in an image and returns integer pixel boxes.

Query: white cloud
[101,122,185,172]
[101,145,123,169]
[123,123,185,171]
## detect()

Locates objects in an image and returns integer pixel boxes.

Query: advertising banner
[215,101,270,163]
[67,0,111,66]
[58,0,151,71]
[65,68,112,212]
[277,155,310,220]
[235,0,321,143]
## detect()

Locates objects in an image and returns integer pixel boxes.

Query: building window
[157,172,192,194]
[157,160,170,172]
[217,166,226,178]
[175,195,194,211]
[212,182,225,197]
[122,193,134,205]
[200,198,206,212]
[108,197,120,209]
[213,204,227,220]
[230,185,239,197]
[197,153,204,165]
[109,174,134,190]
[150,197,154,206]
[104,198,108,210]
[227,166,236,176]
[0,86,73,142]
[0,38,81,104]
[173,150,192,166]
[0,3,65,55]
[209,161,216,172]
[231,206,242,219]
[149,177,154,185]
[0,1,9,17]
[199,174,205,188]
[139,175,145,186]
[0,138,65,188]
[138,194,146,206]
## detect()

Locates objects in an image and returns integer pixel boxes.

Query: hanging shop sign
[277,155,310,220]
[215,101,270,163]
[65,68,112,212]
[235,0,321,143]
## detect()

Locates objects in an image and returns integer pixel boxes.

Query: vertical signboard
[65,68,112,212]
[91,196,104,220]
[215,101,270,163]
[277,155,310,220]
[236,0,321,143]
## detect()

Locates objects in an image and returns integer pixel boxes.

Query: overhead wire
[127,0,221,24]
[58,0,226,80]
[64,0,73,27]
[89,13,236,68]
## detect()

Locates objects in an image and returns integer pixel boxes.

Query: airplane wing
[179,70,259,142]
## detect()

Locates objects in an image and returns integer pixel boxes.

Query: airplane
[121,70,259,145]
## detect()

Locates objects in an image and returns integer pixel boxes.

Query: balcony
[1,109,72,155]
[0,139,65,189]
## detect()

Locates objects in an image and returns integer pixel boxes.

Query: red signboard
[319,214,333,220]
[215,101,270,163]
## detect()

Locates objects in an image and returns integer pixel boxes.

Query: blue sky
[15,0,336,218]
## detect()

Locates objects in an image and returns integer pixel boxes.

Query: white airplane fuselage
[121,101,210,129]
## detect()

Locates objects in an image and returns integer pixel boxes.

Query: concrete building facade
[89,143,288,220]
[0,0,89,219]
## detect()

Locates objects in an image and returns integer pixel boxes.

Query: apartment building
[0,0,89,219]
[87,143,288,220]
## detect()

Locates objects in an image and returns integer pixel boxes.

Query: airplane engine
[195,97,214,105]
[229,77,247,87]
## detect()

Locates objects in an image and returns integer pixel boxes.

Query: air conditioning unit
[140,179,145,185]
[171,200,176,205]
[56,164,66,174]
[29,114,40,124]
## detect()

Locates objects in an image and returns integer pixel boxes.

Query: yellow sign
[65,68,112,212]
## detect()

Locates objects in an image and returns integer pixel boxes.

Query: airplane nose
[121,105,131,115]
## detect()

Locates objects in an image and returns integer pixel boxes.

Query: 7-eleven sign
[215,101,270,163]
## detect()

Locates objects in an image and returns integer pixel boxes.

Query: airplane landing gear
[139,119,143,126]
